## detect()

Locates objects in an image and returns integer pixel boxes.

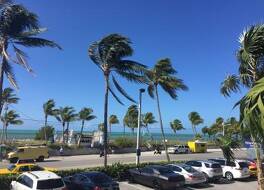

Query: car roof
[80,171,106,177]
[146,165,167,170]
[25,171,60,180]
[15,163,36,167]
[191,160,218,164]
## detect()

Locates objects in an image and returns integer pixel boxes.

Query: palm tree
[146,58,188,162]
[88,34,146,167]
[109,115,119,135]
[188,112,204,136]
[65,108,77,144]
[170,119,184,134]
[142,112,157,141]
[0,3,61,115]
[43,99,56,142]
[1,110,23,141]
[78,108,96,146]
[123,105,138,134]
[220,24,264,189]
[55,107,75,144]
[201,126,209,137]
[215,117,224,136]
[0,87,18,142]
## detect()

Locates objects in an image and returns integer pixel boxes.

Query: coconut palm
[123,105,138,134]
[0,3,60,116]
[201,126,209,137]
[188,112,204,136]
[109,115,119,135]
[78,108,96,146]
[142,112,157,141]
[0,87,18,142]
[170,119,184,134]
[220,24,264,189]
[54,107,75,144]
[43,99,56,142]
[216,117,224,136]
[1,110,23,141]
[146,58,188,162]
[65,109,77,144]
[88,34,146,167]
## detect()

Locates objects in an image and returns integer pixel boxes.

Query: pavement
[0,149,248,169]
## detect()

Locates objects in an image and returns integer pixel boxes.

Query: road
[0,149,248,169]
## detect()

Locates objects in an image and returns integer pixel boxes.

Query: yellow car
[0,163,56,175]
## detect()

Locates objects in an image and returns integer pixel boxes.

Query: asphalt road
[0,149,248,170]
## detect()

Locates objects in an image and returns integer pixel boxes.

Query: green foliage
[112,137,135,148]
[188,111,203,135]
[194,133,202,140]
[35,126,54,140]
[123,105,138,133]
[216,136,240,162]
[170,119,184,134]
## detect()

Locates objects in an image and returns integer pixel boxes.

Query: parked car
[185,160,222,182]
[209,158,250,180]
[64,171,119,190]
[0,163,56,175]
[10,171,66,190]
[168,145,190,154]
[239,158,258,177]
[166,163,206,185]
[8,145,49,163]
[128,165,185,189]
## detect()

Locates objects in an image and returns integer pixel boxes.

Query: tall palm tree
[78,108,96,146]
[1,110,23,141]
[43,99,56,142]
[108,114,119,135]
[123,105,138,134]
[146,58,188,162]
[188,112,204,136]
[89,34,146,167]
[142,112,156,141]
[0,87,18,142]
[220,24,264,189]
[65,108,77,144]
[216,117,224,136]
[170,119,184,134]
[201,126,209,137]
[0,3,61,115]
[55,107,75,144]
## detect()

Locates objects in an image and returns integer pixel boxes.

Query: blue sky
[7,0,264,133]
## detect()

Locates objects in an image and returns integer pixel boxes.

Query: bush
[112,137,136,148]
[35,125,55,141]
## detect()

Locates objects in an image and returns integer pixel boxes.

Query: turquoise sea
[0,129,196,142]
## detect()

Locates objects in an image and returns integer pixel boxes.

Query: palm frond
[147,84,155,98]
[108,86,124,105]
[14,37,62,49]
[3,59,18,89]
[220,74,241,97]
[88,41,103,68]
[13,45,34,73]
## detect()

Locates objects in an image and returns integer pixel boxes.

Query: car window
[227,161,236,167]
[157,168,174,175]
[30,165,45,171]
[73,174,90,183]
[205,163,210,168]
[7,164,16,171]
[182,165,197,173]
[211,163,221,168]
[212,160,225,166]
[23,175,33,188]
[193,161,202,167]
[89,173,112,184]
[37,178,64,189]
[141,168,154,174]
[170,166,182,172]
[18,166,30,172]
[238,162,249,168]
[185,161,193,166]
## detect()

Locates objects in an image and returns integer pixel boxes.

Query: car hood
[44,167,57,172]
[0,168,12,175]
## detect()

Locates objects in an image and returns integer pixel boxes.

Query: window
[17,149,24,153]
[171,166,182,172]
[157,168,174,175]
[205,163,210,168]
[211,163,221,168]
[182,165,197,173]
[23,176,33,188]
[37,179,64,189]
[88,173,113,184]
[30,165,44,171]
[192,161,202,167]
[7,164,16,171]
[213,159,225,166]
[18,166,30,172]
[141,168,154,174]
[238,162,249,168]
[227,161,236,167]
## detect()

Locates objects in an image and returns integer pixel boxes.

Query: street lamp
[136,88,145,166]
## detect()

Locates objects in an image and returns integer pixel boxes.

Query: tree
[170,119,184,134]
[35,125,54,141]
[1,110,23,141]
[0,87,18,143]
[43,99,56,142]
[109,114,119,135]
[55,107,75,144]
[78,108,96,146]
[0,3,61,117]
[142,112,157,140]
[123,105,138,134]
[88,34,146,167]
[220,24,264,189]
[216,117,224,136]
[188,112,203,136]
[146,58,188,162]
[201,126,209,137]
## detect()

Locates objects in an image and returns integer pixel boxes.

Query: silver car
[166,164,206,185]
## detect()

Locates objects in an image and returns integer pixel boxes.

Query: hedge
[0,160,185,190]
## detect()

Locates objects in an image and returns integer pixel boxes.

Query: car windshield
[239,162,249,168]
[157,168,174,175]
[89,174,112,184]
[211,163,221,168]
[182,165,197,173]
[31,165,44,171]
[37,178,64,189]
[7,164,16,171]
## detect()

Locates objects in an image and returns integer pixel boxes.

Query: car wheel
[203,172,209,183]
[225,172,233,181]
[153,180,163,190]
[10,157,18,163]
[37,156,44,162]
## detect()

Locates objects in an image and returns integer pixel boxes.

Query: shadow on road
[214,178,235,185]
[187,183,214,189]
[41,159,60,163]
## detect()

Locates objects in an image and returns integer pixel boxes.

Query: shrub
[35,125,55,141]
[112,137,135,148]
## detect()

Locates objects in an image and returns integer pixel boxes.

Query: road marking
[120,182,151,190]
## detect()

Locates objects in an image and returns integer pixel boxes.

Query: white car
[209,158,250,180]
[166,164,207,185]
[10,171,67,190]
[168,145,190,154]
[185,160,223,182]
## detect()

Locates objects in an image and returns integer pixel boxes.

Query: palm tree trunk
[0,125,4,143]
[103,74,109,167]
[146,125,153,141]
[78,120,85,147]
[0,44,7,117]
[44,115,48,142]
[66,122,70,144]
[194,125,197,135]
[155,85,170,162]
[123,123,125,137]
[4,124,7,141]
[62,122,65,144]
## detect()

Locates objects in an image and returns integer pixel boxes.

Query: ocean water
[0,129,196,142]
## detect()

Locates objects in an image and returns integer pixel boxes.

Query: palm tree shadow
[214,178,235,185]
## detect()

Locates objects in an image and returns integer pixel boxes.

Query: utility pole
[136,88,145,166]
